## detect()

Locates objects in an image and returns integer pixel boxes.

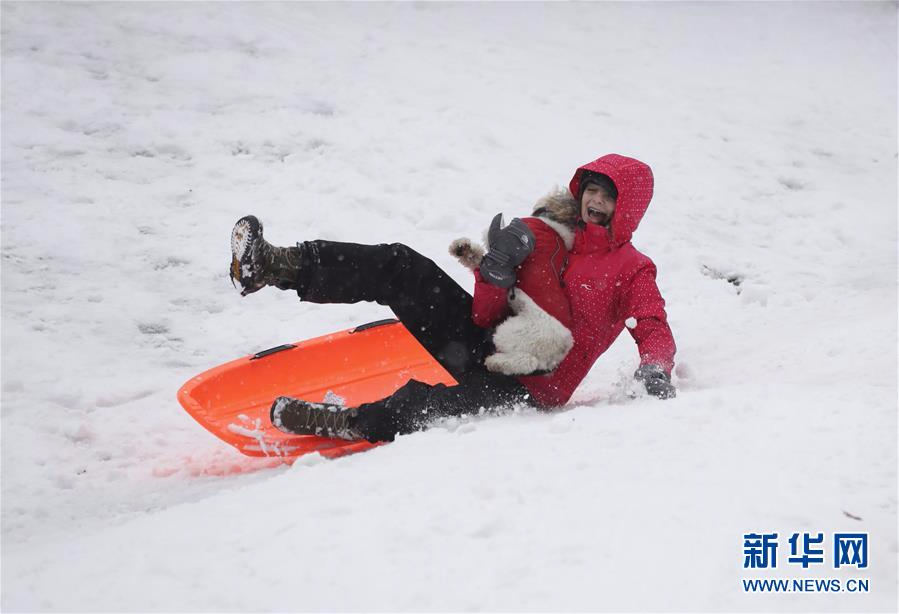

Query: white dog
[450,189,579,376]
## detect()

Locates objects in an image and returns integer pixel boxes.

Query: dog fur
[449,188,580,376]
[484,290,573,375]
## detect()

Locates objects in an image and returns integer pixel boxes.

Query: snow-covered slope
[2,2,896,611]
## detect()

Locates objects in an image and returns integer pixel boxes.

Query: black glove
[634,364,676,400]
[479,213,536,288]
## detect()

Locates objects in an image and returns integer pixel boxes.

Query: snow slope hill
[2,2,896,611]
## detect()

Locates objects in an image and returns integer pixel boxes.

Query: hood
[569,154,654,246]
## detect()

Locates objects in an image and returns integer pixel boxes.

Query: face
[580,184,616,226]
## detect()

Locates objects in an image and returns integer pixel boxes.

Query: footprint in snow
[137,322,169,335]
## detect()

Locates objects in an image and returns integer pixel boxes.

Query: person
[229,154,677,443]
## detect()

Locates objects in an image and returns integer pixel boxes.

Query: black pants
[295,241,531,441]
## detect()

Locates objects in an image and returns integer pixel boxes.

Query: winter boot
[270,396,365,441]
[230,215,303,295]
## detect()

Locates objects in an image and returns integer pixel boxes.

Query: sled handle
[350,318,399,334]
[250,344,297,360]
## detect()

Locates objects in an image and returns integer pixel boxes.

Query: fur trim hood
[532,188,580,227]
[532,188,578,250]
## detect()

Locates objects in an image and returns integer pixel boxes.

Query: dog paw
[449,237,484,270]
[485,352,541,376]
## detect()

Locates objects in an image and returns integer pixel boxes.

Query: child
[230,154,677,443]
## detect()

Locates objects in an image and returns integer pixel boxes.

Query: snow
[1,2,896,611]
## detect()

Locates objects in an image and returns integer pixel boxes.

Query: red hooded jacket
[471,154,676,407]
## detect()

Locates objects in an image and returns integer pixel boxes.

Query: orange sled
[177,319,456,459]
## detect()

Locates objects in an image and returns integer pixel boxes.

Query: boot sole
[230,215,263,294]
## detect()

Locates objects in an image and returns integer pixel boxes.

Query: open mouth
[587,207,610,225]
